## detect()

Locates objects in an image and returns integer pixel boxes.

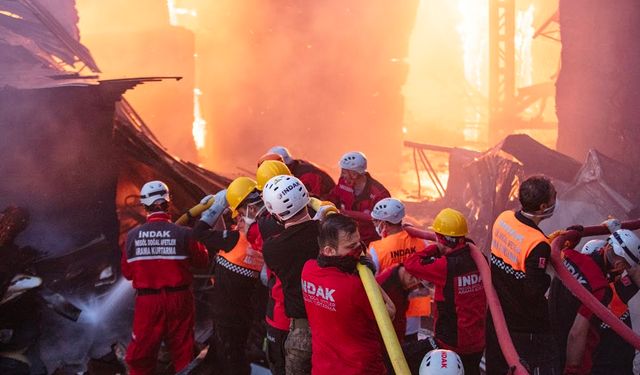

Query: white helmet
[609,229,640,266]
[140,180,170,206]
[419,349,464,375]
[371,198,405,224]
[262,175,310,221]
[268,146,293,165]
[339,151,367,174]
[581,239,606,255]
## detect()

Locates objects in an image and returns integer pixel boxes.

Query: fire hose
[342,209,530,374]
[345,209,640,368]
[550,220,640,350]
[175,198,215,225]
[357,263,412,375]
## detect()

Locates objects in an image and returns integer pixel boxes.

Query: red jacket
[327,173,390,245]
[302,259,386,375]
[121,212,208,289]
[289,159,335,200]
[255,211,289,330]
[552,249,612,374]
[404,244,486,354]
[266,270,290,330]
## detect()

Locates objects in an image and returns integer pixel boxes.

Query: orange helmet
[257,152,284,167]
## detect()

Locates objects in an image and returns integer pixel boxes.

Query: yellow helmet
[256,160,291,191]
[431,208,468,237]
[226,177,258,216]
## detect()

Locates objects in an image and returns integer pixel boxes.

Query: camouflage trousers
[284,319,312,375]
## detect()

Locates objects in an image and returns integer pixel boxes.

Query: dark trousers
[266,324,289,375]
[591,327,634,375]
[485,321,559,375]
[210,322,252,375]
[460,351,483,375]
[0,357,29,375]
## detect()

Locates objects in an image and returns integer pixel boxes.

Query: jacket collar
[146,212,172,222]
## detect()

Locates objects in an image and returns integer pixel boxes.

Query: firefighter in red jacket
[404,208,486,375]
[268,146,336,200]
[121,181,209,375]
[550,228,640,375]
[327,151,390,245]
[301,213,394,375]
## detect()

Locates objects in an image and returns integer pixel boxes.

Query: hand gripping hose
[175,198,215,225]
[550,220,640,350]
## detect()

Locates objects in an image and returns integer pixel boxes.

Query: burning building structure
[0,0,227,371]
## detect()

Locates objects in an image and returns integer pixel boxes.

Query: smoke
[0,87,119,256]
[75,0,561,195]
[190,1,419,186]
[39,278,134,372]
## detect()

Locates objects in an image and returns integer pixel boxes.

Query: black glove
[420,255,437,265]
[359,255,376,274]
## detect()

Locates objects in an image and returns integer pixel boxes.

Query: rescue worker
[603,229,640,375]
[419,349,465,375]
[301,213,393,374]
[368,197,430,341]
[368,198,429,273]
[549,220,634,375]
[327,151,390,245]
[255,161,291,375]
[579,239,634,375]
[486,175,558,374]
[268,146,336,200]
[191,187,263,375]
[404,208,485,375]
[121,181,209,375]
[549,240,613,374]
[262,175,319,374]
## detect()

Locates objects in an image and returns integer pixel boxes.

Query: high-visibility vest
[368,230,429,274]
[490,210,549,273]
[219,232,264,273]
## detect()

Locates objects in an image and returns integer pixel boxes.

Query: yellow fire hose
[175,198,215,225]
[357,263,411,375]
[319,205,409,372]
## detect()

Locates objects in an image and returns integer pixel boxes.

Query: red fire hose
[342,209,529,374]
[344,209,640,364]
[550,220,640,350]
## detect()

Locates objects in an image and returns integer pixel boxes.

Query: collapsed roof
[0,0,229,370]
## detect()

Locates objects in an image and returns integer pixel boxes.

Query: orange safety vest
[218,232,264,272]
[368,230,429,274]
[491,210,549,272]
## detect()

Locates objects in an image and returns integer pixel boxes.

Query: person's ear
[321,245,337,256]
